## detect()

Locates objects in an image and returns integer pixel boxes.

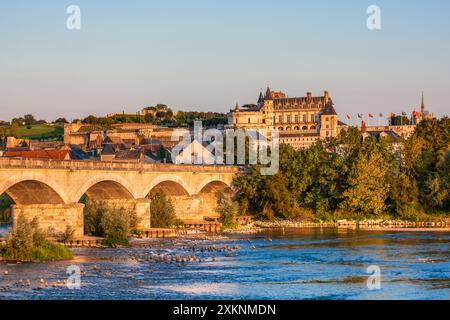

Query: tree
[390,115,411,126]
[144,113,155,123]
[24,114,36,127]
[157,145,167,161]
[340,149,390,216]
[217,191,239,228]
[55,118,68,124]
[402,118,450,211]
[83,200,139,246]
[149,190,180,228]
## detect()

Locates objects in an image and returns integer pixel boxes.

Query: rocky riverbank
[224,218,450,234]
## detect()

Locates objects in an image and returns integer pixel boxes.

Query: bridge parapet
[0,158,242,173]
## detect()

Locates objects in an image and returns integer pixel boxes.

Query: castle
[227,87,347,149]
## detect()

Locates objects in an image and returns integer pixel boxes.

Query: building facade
[227,87,346,149]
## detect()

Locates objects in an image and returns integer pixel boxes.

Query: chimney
[324,91,329,104]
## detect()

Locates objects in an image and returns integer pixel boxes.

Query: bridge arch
[196,177,233,195]
[0,172,68,205]
[142,174,193,197]
[72,174,137,202]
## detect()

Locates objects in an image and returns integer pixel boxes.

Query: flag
[390,112,396,118]
[379,113,383,117]
[368,113,374,118]
[346,114,351,120]
[361,120,367,128]
[357,114,363,118]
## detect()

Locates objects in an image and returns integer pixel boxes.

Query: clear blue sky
[1,0,449,122]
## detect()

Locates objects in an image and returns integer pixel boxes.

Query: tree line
[233,118,449,221]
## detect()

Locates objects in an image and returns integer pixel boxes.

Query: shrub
[0,215,72,262]
[101,208,132,247]
[0,194,13,224]
[150,190,181,228]
[83,200,139,247]
[217,191,240,229]
[61,225,76,243]
[84,200,108,237]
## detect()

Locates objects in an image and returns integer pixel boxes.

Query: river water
[0,228,449,300]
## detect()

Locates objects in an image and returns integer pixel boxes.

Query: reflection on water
[0,228,449,300]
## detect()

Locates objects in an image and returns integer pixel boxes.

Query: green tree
[390,115,411,126]
[217,191,239,228]
[83,200,139,246]
[149,190,180,228]
[54,118,68,124]
[340,149,390,216]
[24,114,36,127]
[144,113,155,123]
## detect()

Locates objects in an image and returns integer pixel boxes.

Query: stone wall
[12,203,84,237]
[169,193,220,222]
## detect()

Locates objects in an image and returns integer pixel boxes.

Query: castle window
[279,115,283,124]
[303,114,307,123]
[262,119,266,124]
[310,114,315,122]
[295,115,299,123]
[248,118,251,124]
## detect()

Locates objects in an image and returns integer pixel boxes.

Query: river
[0,227,449,300]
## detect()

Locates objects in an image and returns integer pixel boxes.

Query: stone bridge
[0,158,241,237]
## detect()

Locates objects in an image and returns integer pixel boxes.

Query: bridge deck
[0,158,242,173]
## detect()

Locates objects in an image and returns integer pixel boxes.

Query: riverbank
[223,218,450,234]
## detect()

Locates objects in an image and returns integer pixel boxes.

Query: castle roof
[322,101,337,115]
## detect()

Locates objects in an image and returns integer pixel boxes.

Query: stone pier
[12,203,85,237]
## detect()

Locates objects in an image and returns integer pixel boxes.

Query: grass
[1,124,64,140]
[31,243,73,261]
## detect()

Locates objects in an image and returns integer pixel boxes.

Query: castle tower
[319,97,338,138]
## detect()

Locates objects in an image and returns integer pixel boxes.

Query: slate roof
[101,144,116,155]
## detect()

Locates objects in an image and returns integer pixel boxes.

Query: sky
[0,0,449,122]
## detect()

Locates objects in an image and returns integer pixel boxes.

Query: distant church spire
[421,92,425,114]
